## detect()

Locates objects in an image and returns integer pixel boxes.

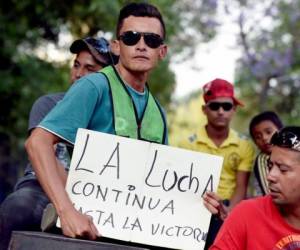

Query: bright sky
[171,9,240,99]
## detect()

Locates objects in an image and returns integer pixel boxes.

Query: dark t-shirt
[28,93,65,132]
[22,93,69,183]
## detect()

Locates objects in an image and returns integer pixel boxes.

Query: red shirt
[210,195,300,250]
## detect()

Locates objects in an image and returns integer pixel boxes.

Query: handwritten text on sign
[62,129,223,250]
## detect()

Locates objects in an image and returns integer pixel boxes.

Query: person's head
[70,37,114,83]
[267,126,300,207]
[202,78,243,129]
[113,2,167,74]
[249,111,283,154]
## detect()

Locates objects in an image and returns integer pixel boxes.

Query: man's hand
[203,191,228,221]
[59,207,100,240]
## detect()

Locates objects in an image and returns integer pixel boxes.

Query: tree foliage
[168,0,300,145]
[227,0,300,126]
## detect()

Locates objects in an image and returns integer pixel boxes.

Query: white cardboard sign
[62,129,223,250]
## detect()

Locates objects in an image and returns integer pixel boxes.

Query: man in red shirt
[208,126,300,249]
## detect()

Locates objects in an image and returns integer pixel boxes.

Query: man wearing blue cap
[0,36,114,249]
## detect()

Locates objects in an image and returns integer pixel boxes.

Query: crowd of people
[1,2,300,250]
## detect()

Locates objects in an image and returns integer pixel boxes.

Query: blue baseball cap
[70,37,112,66]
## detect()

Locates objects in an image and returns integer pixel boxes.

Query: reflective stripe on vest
[101,66,166,144]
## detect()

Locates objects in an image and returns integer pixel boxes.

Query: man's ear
[111,40,120,56]
[158,44,168,60]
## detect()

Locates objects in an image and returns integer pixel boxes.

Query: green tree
[169,0,300,142]
[229,0,300,127]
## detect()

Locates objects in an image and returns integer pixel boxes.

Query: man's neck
[205,124,229,147]
[115,64,147,93]
[279,204,300,229]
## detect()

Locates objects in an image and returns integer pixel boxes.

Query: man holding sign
[25,2,168,241]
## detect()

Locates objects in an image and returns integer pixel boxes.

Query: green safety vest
[101,66,166,144]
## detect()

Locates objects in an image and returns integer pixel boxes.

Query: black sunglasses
[118,31,163,49]
[207,102,234,111]
[271,130,300,151]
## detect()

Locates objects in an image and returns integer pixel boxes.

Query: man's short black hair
[249,111,283,139]
[116,2,166,39]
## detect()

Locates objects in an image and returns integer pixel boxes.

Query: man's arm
[228,171,250,211]
[203,191,228,220]
[25,128,99,239]
[203,171,250,219]
[55,156,68,184]
[228,139,254,211]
